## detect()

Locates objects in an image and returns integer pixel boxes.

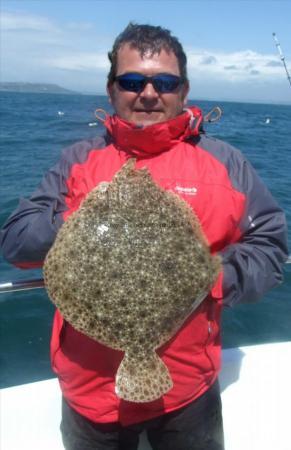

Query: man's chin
[130,111,166,127]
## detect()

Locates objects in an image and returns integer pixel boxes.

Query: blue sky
[1,0,291,104]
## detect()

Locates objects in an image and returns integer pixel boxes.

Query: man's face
[107,43,189,127]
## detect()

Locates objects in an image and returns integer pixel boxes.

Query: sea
[0,91,290,389]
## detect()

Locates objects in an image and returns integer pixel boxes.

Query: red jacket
[0,107,288,425]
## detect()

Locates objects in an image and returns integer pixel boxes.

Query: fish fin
[115,351,173,403]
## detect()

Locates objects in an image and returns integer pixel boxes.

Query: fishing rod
[272,32,291,88]
[1,256,291,294]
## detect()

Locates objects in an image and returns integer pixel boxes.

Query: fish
[43,159,221,403]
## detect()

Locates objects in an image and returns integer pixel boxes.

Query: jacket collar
[103,106,203,157]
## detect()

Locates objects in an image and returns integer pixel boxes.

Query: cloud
[265,60,282,67]
[224,65,238,70]
[1,10,111,92]
[1,11,59,33]
[66,21,95,32]
[47,53,109,72]
[200,56,217,65]
[250,70,260,76]
[186,49,287,83]
[1,10,289,102]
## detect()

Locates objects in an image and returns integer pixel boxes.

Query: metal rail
[0,256,290,294]
[0,279,45,293]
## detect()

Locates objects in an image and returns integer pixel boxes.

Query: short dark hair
[107,23,188,84]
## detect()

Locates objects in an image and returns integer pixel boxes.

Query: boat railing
[0,278,45,293]
[0,255,290,294]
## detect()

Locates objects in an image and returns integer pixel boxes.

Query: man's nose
[139,81,159,98]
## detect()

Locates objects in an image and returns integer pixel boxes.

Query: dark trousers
[61,380,224,450]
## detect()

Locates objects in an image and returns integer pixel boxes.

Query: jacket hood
[103,106,203,157]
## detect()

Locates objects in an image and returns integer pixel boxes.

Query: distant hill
[0,82,79,95]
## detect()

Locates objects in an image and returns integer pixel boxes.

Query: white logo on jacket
[174,186,198,196]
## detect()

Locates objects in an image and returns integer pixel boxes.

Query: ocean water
[0,92,290,388]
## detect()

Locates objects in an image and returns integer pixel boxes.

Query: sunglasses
[114,73,183,94]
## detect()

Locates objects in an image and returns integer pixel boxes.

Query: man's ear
[107,83,113,104]
[182,81,190,106]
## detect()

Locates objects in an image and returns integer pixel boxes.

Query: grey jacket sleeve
[0,156,69,267]
[198,134,289,307]
[220,155,289,307]
[0,138,105,268]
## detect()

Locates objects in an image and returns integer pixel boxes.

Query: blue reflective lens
[115,73,182,93]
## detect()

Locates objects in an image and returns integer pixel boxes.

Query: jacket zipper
[204,303,216,373]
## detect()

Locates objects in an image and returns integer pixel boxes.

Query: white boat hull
[1,342,291,450]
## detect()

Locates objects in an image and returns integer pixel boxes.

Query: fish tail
[115,352,173,403]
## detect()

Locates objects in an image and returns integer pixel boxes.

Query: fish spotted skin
[44,159,221,403]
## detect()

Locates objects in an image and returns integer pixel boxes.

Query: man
[0,23,288,450]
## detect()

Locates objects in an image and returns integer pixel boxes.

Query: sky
[1,0,291,104]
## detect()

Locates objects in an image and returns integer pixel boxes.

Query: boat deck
[1,342,291,450]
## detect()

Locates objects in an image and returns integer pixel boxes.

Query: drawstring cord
[95,108,108,123]
[204,106,222,123]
